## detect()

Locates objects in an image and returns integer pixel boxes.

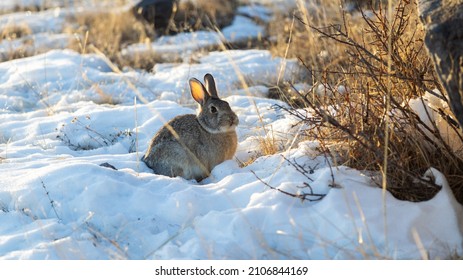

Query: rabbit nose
[231,114,239,126]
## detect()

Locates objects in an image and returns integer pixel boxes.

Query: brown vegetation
[269,0,463,203]
[65,1,239,70]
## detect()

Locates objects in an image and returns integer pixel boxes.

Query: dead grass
[0,24,33,61]
[269,0,463,203]
[63,1,238,70]
[1,24,32,40]
[269,0,350,84]
[241,133,283,167]
[66,9,155,69]
[1,1,239,69]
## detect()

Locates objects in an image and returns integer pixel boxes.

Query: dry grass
[1,24,32,40]
[0,24,33,61]
[269,0,350,84]
[66,9,155,69]
[258,132,281,157]
[241,133,283,167]
[269,0,463,203]
[63,1,238,70]
[0,1,239,69]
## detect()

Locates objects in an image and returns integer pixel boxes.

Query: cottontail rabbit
[142,73,239,181]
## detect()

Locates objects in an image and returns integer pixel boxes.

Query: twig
[86,222,128,259]
[251,170,325,202]
[281,155,315,181]
[40,178,62,222]
[0,201,8,213]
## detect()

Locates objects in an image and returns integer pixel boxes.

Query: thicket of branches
[272,0,463,202]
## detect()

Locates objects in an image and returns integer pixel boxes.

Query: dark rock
[100,162,117,170]
[133,0,178,31]
[418,0,463,128]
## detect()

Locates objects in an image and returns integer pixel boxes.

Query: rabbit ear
[189,78,209,105]
[204,73,218,98]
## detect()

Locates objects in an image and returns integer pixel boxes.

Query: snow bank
[122,13,265,63]
[1,48,462,259]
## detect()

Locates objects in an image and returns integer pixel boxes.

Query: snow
[237,5,273,23]
[0,1,462,260]
[222,15,265,43]
[0,33,78,61]
[121,16,265,62]
[0,8,69,34]
[408,90,463,152]
[122,31,222,63]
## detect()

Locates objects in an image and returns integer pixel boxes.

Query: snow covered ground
[0,0,462,260]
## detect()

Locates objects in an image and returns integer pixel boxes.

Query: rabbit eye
[210,106,218,113]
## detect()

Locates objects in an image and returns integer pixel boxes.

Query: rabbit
[142,73,239,181]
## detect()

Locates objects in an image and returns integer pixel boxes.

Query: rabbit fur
[142,73,239,181]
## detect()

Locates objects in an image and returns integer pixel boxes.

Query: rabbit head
[189,74,239,134]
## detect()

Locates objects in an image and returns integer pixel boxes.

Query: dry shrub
[67,10,154,69]
[1,24,32,40]
[64,1,238,69]
[272,0,463,202]
[0,24,33,61]
[270,0,352,84]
